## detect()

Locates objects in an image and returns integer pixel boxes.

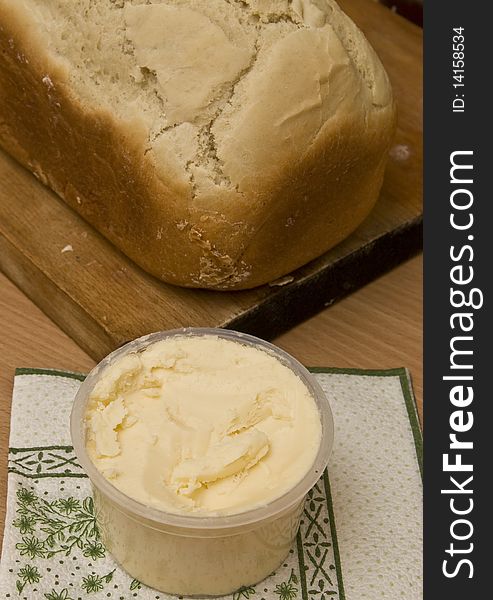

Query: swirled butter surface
[85,335,321,515]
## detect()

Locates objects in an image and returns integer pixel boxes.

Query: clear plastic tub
[70,328,334,596]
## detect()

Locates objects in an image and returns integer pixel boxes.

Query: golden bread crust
[0,0,395,290]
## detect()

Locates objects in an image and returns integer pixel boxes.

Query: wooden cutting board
[0,0,422,362]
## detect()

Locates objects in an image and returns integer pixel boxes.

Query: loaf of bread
[0,0,395,289]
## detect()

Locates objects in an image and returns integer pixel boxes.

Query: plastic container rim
[70,327,334,533]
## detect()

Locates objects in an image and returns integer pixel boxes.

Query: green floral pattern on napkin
[1,370,345,600]
[6,472,341,600]
[1,367,422,599]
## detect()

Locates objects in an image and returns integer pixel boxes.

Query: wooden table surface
[0,254,422,545]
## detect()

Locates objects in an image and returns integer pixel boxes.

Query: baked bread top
[0,0,396,289]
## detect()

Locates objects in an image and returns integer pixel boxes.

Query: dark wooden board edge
[225,215,423,340]
[1,211,422,360]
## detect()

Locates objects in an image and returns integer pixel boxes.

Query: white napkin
[0,367,422,599]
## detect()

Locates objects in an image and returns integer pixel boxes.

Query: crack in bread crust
[185,36,260,194]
